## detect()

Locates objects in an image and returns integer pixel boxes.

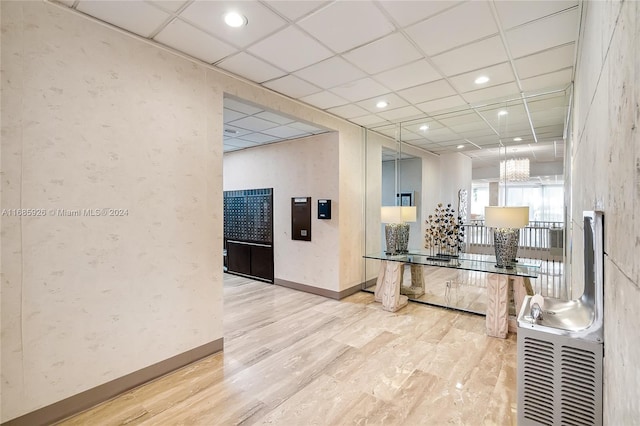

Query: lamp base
[493,228,519,269]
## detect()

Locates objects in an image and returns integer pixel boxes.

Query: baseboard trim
[275,279,362,300]
[2,338,224,426]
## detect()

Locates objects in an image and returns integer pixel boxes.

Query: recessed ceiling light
[498,110,508,116]
[419,124,429,131]
[457,144,465,149]
[224,11,247,27]
[513,137,522,141]
[474,76,490,85]
[376,100,388,108]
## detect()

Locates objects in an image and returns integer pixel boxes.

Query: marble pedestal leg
[377,261,408,312]
[486,274,509,338]
[400,264,425,297]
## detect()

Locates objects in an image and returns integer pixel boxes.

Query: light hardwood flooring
[59,274,518,425]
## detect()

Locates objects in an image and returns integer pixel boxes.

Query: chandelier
[500,158,530,182]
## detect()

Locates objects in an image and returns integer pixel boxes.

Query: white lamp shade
[401,206,416,222]
[381,206,417,223]
[484,206,530,228]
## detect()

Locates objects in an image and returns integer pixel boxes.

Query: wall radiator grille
[518,329,603,426]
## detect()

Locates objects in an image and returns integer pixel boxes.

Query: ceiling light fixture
[457,144,464,149]
[224,11,247,27]
[474,76,490,85]
[513,137,522,142]
[419,124,429,131]
[376,100,388,109]
[498,110,508,116]
[500,158,530,182]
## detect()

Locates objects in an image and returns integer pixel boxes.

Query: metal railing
[464,221,564,261]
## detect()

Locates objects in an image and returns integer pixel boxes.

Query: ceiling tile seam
[569,1,585,83]
[146,0,194,39]
[502,5,580,34]
[216,51,290,83]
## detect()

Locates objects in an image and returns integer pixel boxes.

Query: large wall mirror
[363,86,572,314]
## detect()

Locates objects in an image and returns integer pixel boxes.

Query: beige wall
[223,133,340,290]
[570,0,639,422]
[1,2,224,421]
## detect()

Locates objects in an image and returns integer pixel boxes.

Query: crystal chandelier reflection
[500,158,530,182]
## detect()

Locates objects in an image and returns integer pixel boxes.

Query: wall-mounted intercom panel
[291,197,311,241]
[318,199,331,219]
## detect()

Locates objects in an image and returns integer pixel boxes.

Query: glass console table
[363,251,540,338]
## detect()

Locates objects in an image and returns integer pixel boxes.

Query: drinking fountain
[517,211,604,426]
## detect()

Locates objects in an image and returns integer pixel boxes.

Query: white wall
[438,153,472,222]
[1,2,223,420]
[570,0,639,422]
[223,133,340,291]
[382,158,423,249]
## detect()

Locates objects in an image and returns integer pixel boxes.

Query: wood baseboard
[274,279,363,300]
[2,338,223,426]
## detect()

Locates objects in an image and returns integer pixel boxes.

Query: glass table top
[363,250,539,279]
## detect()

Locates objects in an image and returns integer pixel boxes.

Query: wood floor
[59,274,518,425]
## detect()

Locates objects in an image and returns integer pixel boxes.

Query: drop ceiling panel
[373,60,442,91]
[327,104,371,119]
[239,133,280,143]
[289,121,326,133]
[422,127,460,143]
[350,115,389,127]
[494,1,578,30]
[248,26,333,72]
[297,1,395,53]
[355,93,409,113]
[299,91,350,109]
[293,57,367,90]
[342,33,423,75]
[431,36,509,77]
[147,1,188,13]
[397,79,457,104]
[520,68,573,93]
[377,105,423,122]
[224,138,260,149]
[77,1,170,37]
[217,52,286,83]
[506,8,580,58]
[262,126,310,138]
[378,1,463,28]
[262,75,321,98]
[224,108,245,123]
[155,19,237,64]
[514,43,576,79]
[225,98,263,115]
[461,82,520,105]
[449,62,516,94]
[415,95,467,114]
[402,120,444,133]
[231,116,280,132]
[264,1,329,21]
[255,111,294,125]
[330,78,390,102]
[179,1,287,48]
[405,1,498,56]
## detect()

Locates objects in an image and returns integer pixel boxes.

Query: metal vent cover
[518,327,603,426]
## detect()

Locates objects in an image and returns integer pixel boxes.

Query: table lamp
[484,206,529,268]
[381,206,417,255]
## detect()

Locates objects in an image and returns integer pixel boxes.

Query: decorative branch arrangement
[424,203,465,258]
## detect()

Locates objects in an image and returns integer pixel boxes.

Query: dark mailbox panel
[291,197,311,241]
